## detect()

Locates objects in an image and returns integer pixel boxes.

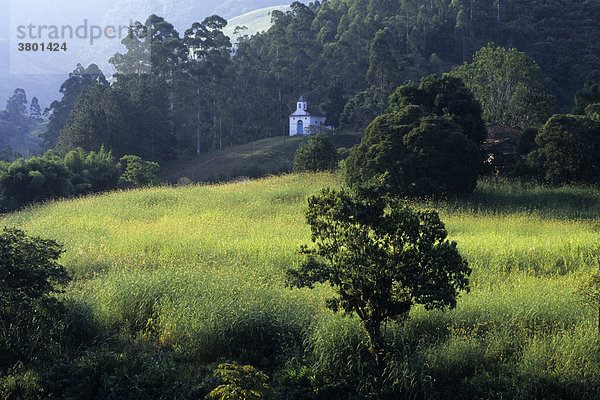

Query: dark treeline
[0,148,160,212]
[46,0,599,162]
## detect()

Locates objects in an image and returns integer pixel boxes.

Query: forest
[21,0,598,163]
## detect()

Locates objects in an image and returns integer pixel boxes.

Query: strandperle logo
[16,20,133,45]
[9,0,152,75]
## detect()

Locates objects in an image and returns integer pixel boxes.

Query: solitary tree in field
[286,188,470,372]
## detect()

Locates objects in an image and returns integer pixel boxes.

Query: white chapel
[289,96,331,136]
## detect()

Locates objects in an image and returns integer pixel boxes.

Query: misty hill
[224,5,289,42]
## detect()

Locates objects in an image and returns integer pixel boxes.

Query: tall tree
[5,89,27,123]
[366,28,401,92]
[182,15,232,153]
[54,84,117,156]
[110,15,186,78]
[29,97,42,119]
[452,43,551,128]
[41,64,107,150]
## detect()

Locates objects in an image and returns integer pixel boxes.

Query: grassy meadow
[3,173,600,398]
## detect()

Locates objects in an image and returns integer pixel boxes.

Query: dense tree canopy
[451,43,551,128]
[528,114,600,185]
[388,75,487,144]
[44,0,600,163]
[345,75,483,197]
[346,105,481,197]
[573,82,600,115]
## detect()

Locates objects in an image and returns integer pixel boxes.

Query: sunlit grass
[3,172,600,394]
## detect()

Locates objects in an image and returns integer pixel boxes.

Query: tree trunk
[219,105,222,150]
[365,319,386,376]
[196,85,201,155]
[597,256,600,334]
[497,1,501,23]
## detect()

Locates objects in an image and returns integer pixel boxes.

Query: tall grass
[3,172,600,397]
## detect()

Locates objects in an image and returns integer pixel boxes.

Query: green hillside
[160,132,361,183]
[3,173,600,398]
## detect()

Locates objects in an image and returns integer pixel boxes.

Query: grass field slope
[160,133,361,183]
[3,173,600,398]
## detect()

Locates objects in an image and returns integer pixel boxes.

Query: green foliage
[452,43,551,128]
[517,127,539,156]
[388,74,487,144]
[528,114,600,184]
[5,89,28,124]
[64,146,121,195]
[577,273,600,311]
[573,82,600,115]
[0,228,69,370]
[366,27,401,95]
[286,187,470,368]
[340,86,389,131]
[0,148,155,210]
[119,155,161,187]
[585,103,600,122]
[56,73,174,162]
[345,103,481,197]
[207,362,273,400]
[0,88,44,158]
[293,134,337,172]
[0,151,73,210]
[37,0,600,159]
[42,64,107,150]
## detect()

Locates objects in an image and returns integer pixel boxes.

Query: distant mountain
[0,0,298,110]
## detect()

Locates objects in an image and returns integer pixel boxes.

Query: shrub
[207,362,274,400]
[119,155,161,187]
[0,228,70,370]
[0,152,73,210]
[293,134,337,172]
[64,146,121,195]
